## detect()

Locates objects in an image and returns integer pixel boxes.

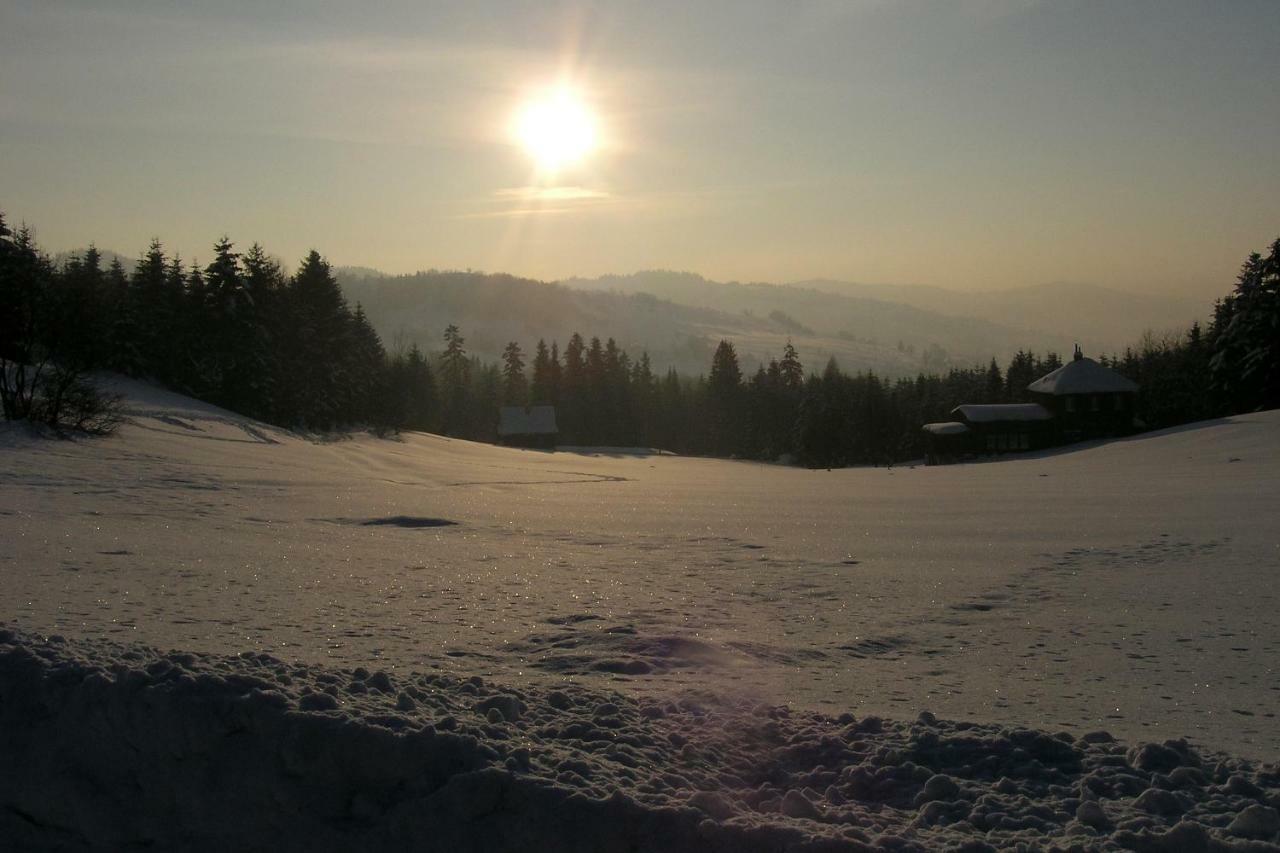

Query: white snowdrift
[3,628,1278,852]
[3,378,1280,849]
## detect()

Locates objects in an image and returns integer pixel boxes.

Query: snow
[1027,357,1139,395]
[921,422,970,436]
[2,377,1280,849]
[3,628,1279,851]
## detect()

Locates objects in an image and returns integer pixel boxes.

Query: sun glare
[514,88,597,174]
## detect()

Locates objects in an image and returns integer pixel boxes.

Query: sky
[1,0,1277,298]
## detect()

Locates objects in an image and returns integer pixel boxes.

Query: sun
[514,88,597,174]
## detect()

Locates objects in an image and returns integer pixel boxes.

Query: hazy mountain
[565,272,1209,364]
[337,269,930,378]
[341,266,1202,379]
[795,279,1209,354]
[49,248,1201,376]
[52,248,135,270]
[562,271,1085,367]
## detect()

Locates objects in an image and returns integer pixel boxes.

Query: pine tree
[106,257,143,375]
[129,240,170,377]
[984,358,1004,403]
[57,246,106,369]
[560,333,586,442]
[530,339,552,403]
[0,218,56,420]
[501,341,527,405]
[602,337,629,443]
[1004,350,1037,402]
[346,304,387,423]
[199,238,273,418]
[468,358,501,441]
[439,324,471,436]
[547,341,562,404]
[281,250,352,427]
[708,340,744,455]
[1210,239,1280,413]
[779,339,804,390]
[630,351,656,446]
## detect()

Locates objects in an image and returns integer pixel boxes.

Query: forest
[2,211,1277,466]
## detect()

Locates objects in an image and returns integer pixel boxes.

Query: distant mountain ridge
[335,266,1208,379]
[562,271,1081,365]
[336,268,927,378]
[793,277,1208,352]
[52,243,1204,378]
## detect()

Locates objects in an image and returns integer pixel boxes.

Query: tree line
[2,211,1276,463]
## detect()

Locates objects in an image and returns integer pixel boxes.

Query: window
[1114,396,1124,411]
[1065,397,1076,413]
[1090,395,1101,412]
[1017,433,1029,450]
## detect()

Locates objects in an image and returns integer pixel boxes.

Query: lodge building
[922,347,1139,464]
[497,405,559,449]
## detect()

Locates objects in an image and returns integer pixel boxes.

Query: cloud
[493,186,610,202]
[447,185,614,218]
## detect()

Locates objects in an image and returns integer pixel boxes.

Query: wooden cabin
[952,403,1056,452]
[921,346,1139,463]
[497,405,559,449]
[921,421,971,465]
[1027,346,1139,441]
[922,403,1055,463]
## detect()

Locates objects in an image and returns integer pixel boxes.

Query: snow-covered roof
[922,422,970,436]
[952,403,1053,424]
[1027,357,1138,395]
[498,405,558,436]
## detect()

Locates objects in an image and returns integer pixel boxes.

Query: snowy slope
[2,379,1279,849]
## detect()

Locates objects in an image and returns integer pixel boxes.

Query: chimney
[1073,343,1083,362]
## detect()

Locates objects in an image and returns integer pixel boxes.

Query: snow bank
[4,628,1278,852]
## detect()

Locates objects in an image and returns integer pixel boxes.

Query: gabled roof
[498,405,558,436]
[922,422,970,436]
[1028,357,1138,395]
[952,403,1053,424]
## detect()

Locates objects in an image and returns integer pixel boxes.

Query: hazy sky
[2,0,1277,297]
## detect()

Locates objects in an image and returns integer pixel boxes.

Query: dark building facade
[922,347,1138,463]
[1026,347,1139,442]
[497,405,559,449]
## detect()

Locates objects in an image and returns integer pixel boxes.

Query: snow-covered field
[2,379,1278,850]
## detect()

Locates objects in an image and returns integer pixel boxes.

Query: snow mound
[3,628,1279,852]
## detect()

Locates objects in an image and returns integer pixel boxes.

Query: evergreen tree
[560,333,586,442]
[439,324,471,436]
[0,218,120,432]
[984,358,1004,403]
[280,249,351,428]
[384,343,437,432]
[195,237,272,416]
[530,339,553,403]
[501,340,527,405]
[468,358,501,441]
[707,339,744,455]
[1004,350,1038,402]
[630,351,656,446]
[0,218,56,420]
[105,257,142,375]
[779,339,804,390]
[129,240,171,377]
[547,341,562,404]
[1210,239,1280,413]
[57,246,106,369]
[602,337,630,443]
[346,304,387,422]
